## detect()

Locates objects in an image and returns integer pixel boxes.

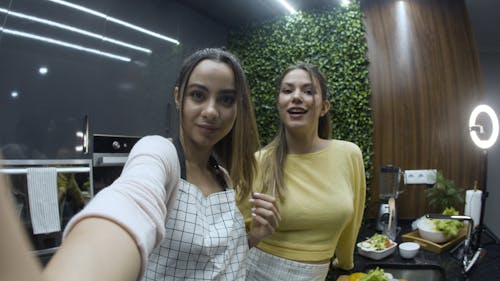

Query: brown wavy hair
[259,63,332,201]
[174,48,260,202]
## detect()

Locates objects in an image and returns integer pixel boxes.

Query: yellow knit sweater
[238,139,366,270]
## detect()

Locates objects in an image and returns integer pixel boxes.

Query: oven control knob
[112,141,121,150]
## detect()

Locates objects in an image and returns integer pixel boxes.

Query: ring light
[469,104,499,149]
[467,104,500,252]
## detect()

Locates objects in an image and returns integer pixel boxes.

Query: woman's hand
[247,192,281,248]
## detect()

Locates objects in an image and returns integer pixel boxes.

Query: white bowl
[417,218,453,243]
[357,239,397,260]
[399,242,420,259]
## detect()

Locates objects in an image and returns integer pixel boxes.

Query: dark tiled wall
[0,0,228,159]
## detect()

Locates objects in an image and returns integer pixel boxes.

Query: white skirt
[245,247,330,281]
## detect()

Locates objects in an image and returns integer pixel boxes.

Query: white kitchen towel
[27,167,61,234]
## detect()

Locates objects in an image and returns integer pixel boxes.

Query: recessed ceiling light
[11,91,19,98]
[39,66,48,75]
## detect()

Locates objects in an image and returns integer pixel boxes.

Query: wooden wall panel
[362,0,484,218]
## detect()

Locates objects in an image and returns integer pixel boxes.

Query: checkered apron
[142,179,248,280]
[245,247,330,281]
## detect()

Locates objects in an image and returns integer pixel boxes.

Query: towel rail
[0,159,92,174]
[0,158,94,197]
[0,159,92,166]
[0,166,90,174]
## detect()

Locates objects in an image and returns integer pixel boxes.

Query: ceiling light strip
[0,8,151,54]
[47,0,180,45]
[105,17,179,45]
[276,0,297,13]
[0,27,131,62]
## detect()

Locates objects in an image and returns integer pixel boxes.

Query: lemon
[348,272,367,281]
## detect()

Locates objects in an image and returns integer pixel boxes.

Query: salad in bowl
[416,207,464,243]
[357,234,397,260]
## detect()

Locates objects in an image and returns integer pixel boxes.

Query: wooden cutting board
[400,227,466,253]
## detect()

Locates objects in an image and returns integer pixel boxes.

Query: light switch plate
[404,169,437,184]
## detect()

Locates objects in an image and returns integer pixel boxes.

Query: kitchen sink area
[363,264,445,281]
[329,219,500,281]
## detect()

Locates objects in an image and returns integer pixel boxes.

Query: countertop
[38,218,500,280]
[328,219,500,281]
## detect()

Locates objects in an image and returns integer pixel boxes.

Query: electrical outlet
[404,169,437,185]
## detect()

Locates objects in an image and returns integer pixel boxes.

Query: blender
[376,165,401,240]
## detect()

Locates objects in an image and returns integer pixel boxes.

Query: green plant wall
[228,2,374,205]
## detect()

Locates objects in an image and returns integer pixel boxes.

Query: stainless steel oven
[0,159,93,265]
[92,134,141,195]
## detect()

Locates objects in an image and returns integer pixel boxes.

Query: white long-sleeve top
[63,135,180,277]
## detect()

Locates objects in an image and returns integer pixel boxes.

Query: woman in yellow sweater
[240,63,366,281]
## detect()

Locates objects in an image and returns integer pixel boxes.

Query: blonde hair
[174,48,260,202]
[259,63,332,201]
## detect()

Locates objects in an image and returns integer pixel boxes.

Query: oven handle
[94,155,129,166]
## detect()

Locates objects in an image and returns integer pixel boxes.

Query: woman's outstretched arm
[43,217,141,281]
[45,136,179,281]
[0,172,43,281]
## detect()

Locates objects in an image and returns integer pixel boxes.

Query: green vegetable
[433,207,464,237]
[361,234,392,251]
[359,267,389,281]
[442,207,459,216]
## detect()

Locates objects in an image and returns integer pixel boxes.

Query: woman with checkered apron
[42,48,280,281]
